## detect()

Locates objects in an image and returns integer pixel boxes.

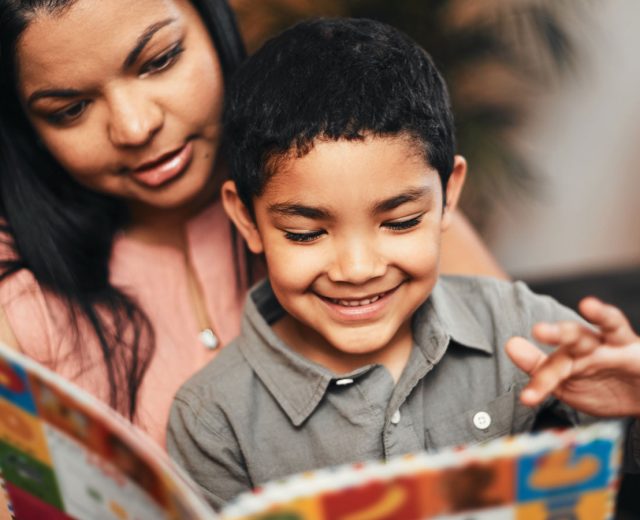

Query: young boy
[167,18,640,509]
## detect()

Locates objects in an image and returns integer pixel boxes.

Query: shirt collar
[238,280,339,427]
[415,277,495,357]
[238,277,493,427]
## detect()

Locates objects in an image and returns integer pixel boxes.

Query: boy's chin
[322,330,397,357]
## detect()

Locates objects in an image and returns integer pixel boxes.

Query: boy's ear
[221,180,265,254]
[441,155,467,231]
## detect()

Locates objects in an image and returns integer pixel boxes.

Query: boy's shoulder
[435,273,533,303]
[173,337,253,410]
[432,274,579,330]
[413,275,580,365]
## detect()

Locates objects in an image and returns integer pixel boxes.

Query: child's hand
[506,297,640,418]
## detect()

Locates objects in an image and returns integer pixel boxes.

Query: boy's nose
[327,238,386,284]
[107,86,163,147]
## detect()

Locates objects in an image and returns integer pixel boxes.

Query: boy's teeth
[332,294,382,306]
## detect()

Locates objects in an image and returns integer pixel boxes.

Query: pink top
[0,200,245,446]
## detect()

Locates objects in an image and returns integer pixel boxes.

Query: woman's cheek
[181,52,224,127]
[43,139,101,182]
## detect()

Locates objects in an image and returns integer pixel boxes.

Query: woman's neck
[124,168,222,250]
[124,210,190,250]
[125,193,217,250]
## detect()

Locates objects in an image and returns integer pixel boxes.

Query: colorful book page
[0,342,216,520]
[0,473,14,520]
[220,422,623,520]
[0,341,626,520]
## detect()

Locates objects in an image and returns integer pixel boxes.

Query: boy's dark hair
[224,17,456,212]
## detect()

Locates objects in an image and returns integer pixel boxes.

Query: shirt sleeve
[167,388,253,511]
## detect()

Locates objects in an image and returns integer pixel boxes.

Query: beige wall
[488,1,640,280]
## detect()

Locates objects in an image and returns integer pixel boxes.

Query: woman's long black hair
[0,0,246,418]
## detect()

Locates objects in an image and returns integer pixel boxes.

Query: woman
[0,0,504,446]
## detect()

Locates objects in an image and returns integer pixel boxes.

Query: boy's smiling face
[224,135,465,375]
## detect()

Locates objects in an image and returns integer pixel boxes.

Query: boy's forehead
[259,136,442,208]
[270,136,433,177]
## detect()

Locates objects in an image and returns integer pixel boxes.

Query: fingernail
[521,389,538,403]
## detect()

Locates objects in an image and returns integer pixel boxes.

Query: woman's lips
[131,141,193,188]
[316,284,402,321]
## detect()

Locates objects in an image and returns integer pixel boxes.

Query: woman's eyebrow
[27,18,178,106]
[123,18,177,69]
[28,88,80,106]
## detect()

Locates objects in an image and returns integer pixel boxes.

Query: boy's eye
[46,100,90,125]
[140,42,185,76]
[283,230,326,243]
[383,214,424,231]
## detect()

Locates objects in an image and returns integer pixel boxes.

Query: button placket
[383,408,421,458]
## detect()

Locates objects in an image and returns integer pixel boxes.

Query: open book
[0,342,623,520]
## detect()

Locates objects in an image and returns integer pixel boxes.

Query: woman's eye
[141,43,185,76]
[46,100,89,125]
[284,230,325,243]
[384,214,424,231]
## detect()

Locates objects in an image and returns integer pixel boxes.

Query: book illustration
[0,343,624,519]
[0,473,14,520]
[219,422,623,520]
[0,344,215,520]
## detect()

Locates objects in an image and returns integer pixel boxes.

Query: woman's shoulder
[0,225,31,297]
[0,223,59,356]
[0,225,39,303]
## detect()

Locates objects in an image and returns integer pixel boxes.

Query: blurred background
[229,1,640,516]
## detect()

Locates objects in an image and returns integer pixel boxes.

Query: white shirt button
[390,410,401,425]
[335,378,354,386]
[199,328,219,350]
[473,411,491,430]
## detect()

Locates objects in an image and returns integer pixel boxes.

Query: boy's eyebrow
[268,203,332,220]
[268,187,433,219]
[372,186,433,214]
[123,18,177,69]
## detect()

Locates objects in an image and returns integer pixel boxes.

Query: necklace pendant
[199,328,219,350]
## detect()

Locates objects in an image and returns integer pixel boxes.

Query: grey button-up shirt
[167,276,637,510]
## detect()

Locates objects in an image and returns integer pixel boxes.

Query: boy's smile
[224,135,465,378]
[315,284,402,320]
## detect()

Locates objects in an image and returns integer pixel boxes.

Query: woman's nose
[107,86,163,147]
[327,237,386,284]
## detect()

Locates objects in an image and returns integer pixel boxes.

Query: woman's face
[16,0,225,215]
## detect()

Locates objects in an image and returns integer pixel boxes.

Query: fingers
[506,337,553,406]
[505,337,547,375]
[507,299,639,411]
[519,349,574,406]
[532,321,600,357]
[506,328,593,407]
[578,297,637,345]
[517,320,603,405]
